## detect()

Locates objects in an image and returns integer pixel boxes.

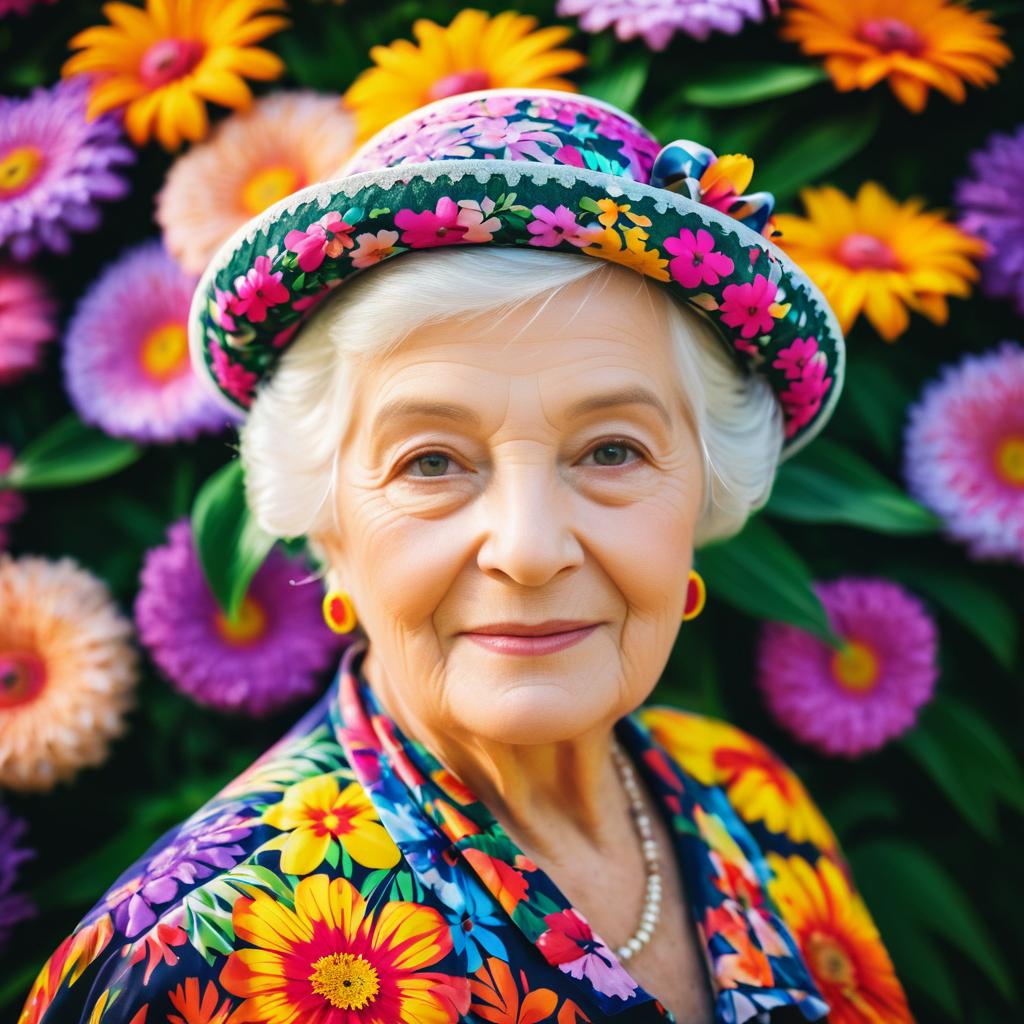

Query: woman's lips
[462,624,599,655]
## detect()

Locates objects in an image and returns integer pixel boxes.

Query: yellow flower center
[240,164,304,216]
[807,930,856,986]
[835,232,902,272]
[994,434,1024,488]
[139,322,189,380]
[0,650,46,708]
[309,952,381,1010]
[428,69,492,101]
[213,595,268,646]
[139,37,205,88]
[858,17,925,56]
[830,639,880,693]
[0,145,43,196]
[321,812,341,833]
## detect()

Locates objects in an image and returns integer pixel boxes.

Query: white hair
[239,247,784,571]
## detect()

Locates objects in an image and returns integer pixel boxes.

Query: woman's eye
[584,440,644,468]
[402,452,457,478]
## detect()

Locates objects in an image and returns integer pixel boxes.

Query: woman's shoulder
[18,703,377,1024]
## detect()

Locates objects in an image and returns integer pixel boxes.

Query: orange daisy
[62,0,291,151]
[342,8,587,146]
[157,90,358,274]
[779,0,1012,113]
[767,854,914,1024]
[773,181,987,341]
[219,873,471,1022]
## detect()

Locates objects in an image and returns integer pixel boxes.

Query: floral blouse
[19,638,913,1024]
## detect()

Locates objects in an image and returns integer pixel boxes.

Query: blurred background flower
[0,803,35,957]
[757,578,939,757]
[0,0,57,15]
[156,90,357,274]
[780,0,1011,113]
[0,444,26,551]
[0,75,134,261]
[0,552,139,791]
[0,261,58,385]
[556,0,779,50]
[956,124,1024,317]
[134,518,346,716]
[342,8,587,144]
[904,340,1024,565]
[774,181,987,340]
[62,239,236,443]
[62,0,291,151]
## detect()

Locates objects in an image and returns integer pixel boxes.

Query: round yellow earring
[682,569,706,621]
[322,589,358,634]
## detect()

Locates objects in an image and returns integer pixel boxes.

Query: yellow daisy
[774,181,987,341]
[342,8,587,145]
[780,0,1012,114]
[62,0,291,152]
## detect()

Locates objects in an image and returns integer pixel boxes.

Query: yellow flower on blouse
[262,773,401,874]
[767,854,915,1024]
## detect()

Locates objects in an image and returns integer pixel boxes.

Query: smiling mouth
[461,624,600,655]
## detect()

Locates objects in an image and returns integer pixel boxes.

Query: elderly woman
[21,89,912,1024]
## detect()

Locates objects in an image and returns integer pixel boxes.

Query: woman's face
[317,267,705,744]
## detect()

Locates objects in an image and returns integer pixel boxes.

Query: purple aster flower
[103,810,251,938]
[0,76,134,261]
[756,578,939,758]
[555,0,778,49]
[0,803,36,955]
[904,340,1024,565]
[0,261,58,385]
[0,444,26,551]
[134,517,347,716]
[63,239,238,444]
[956,125,1024,316]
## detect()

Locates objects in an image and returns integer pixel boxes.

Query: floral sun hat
[187,87,845,459]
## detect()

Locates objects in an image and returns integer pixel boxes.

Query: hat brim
[188,158,845,461]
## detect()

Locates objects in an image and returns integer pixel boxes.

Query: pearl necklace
[610,739,662,962]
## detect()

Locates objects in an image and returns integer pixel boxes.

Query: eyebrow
[370,385,673,439]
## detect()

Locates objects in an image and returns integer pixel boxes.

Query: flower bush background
[1,1,1023,1020]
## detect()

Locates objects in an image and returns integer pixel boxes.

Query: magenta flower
[665,228,735,288]
[0,445,26,552]
[904,340,1024,565]
[134,518,347,716]
[395,197,470,248]
[757,578,939,758]
[231,255,289,323]
[719,274,777,338]
[772,336,833,439]
[0,261,58,385]
[0,0,57,14]
[528,204,601,248]
[210,339,259,406]
[284,212,355,273]
[63,240,234,444]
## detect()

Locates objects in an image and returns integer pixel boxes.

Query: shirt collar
[329,638,829,1024]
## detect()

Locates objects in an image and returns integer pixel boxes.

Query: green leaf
[697,516,841,646]
[2,414,141,490]
[766,438,939,534]
[676,61,829,107]
[758,101,881,204]
[838,353,915,459]
[886,564,1018,670]
[191,458,276,620]
[582,51,650,112]
[850,839,1015,1003]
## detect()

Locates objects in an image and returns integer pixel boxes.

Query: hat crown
[341,88,662,184]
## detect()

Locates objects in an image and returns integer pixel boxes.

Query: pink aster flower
[0,262,58,385]
[904,340,1024,564]
[284,211,355,273]
[757,578,939,758]
[719,274,777,338]
[210,339,259,406]
[528,204,600,248]
[772,336,833,439]
[231,255,289,323]
[395,197,470,248]
[0,444,25,551]
[665,228,735,288]
[134,518,347,716]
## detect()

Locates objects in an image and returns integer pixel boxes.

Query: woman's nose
[474,455,585,586]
